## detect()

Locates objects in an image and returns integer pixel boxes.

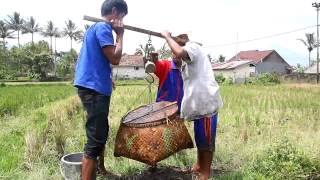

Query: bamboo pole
[83,15,163,38]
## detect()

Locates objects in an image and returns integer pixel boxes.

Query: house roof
[119,54,144,67]
[212,60,254,70]
[228,50,273,63]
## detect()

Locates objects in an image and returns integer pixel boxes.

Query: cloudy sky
[0,0,318,66]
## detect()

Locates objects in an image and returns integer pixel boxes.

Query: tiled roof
[119,54,144,67]
[212,60,254,70]
[228,50,273,63]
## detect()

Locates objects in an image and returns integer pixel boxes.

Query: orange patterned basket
[114,101,194,166]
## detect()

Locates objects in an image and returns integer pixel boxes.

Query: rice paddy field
[0,82,319,179]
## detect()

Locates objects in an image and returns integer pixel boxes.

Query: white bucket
[60,152,83,180]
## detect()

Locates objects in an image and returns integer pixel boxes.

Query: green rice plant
[245,138,320,179]
[0,84,75,117]
[1,82,320,179]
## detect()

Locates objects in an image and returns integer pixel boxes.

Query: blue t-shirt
[74,22,114,96]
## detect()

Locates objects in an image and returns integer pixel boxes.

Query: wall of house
[113,66,146,80]
[305,63,318,74]
[214,64,254,83]
[256,53,289,74]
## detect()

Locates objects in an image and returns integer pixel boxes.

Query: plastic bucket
[60,152,83,180]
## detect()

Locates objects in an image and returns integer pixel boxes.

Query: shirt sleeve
[155,60,171,85]
[95,23,114,48]
[183,42,199,63]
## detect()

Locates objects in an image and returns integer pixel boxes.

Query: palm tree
[62,20,82,51]
[218,54,226,62]
[41,21,55,54]
[53,28,61,56]
[0,20,15,48]
[75,24,91,43]
[53,28,61,76]
[22,16,41,44]
[158,43,172,59]
[135,39,155,57]
[298,33,316,67]
[6,12,24,47]
[84,24,90,31]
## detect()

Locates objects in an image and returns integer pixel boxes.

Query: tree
[207,54,213,62]
[84,24,90,31]
[41,21,55,54]
[158,43,172,59]
[218,54,226,62]
[135,38,155,57]
[75,24,91,43]
[53,28,61,55]
[297,33,316,67]
[22,16,41,44]
[0,20,15,48]
[62,20,83,51]
[18,41,53,80]
[6,12,24,47]
[296,63,305,73]
[56,50,78,78]
[53,28,61,76]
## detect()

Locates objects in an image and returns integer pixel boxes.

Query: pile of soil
[102,166,197,180]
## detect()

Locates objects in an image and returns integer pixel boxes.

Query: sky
[0,0,318,66]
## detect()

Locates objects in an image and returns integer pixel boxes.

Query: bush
[215,74,234,85]
[258,73,280,84]
[245,73,280,85]
[223,77,234,85]
[247,139,320,179]
[215,74,226,84]
[27,71,41,81]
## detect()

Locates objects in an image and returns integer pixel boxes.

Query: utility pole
[312,2,320,83]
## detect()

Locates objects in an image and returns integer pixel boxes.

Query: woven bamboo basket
[114,101,194,166]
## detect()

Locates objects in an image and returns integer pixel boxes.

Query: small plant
[215,74,226,84]
[247,138,319,179]
[245,73,280,85]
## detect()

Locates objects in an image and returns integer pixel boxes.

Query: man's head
[173,34,189,46]
[101,0,128,21]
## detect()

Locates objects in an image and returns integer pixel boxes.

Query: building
[113,54,146,80]
[212,50,292,83]
[228,50,291,74]
[212,60,256,83]
[305,63,319,74]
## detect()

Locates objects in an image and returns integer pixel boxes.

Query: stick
[83,15,163,38]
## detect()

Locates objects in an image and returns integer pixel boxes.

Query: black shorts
[77,86,110,160]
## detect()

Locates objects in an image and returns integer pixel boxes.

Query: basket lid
[122,101,178,126]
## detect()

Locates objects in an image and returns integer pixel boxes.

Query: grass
[0,84,75,117]
[0,83,319,179]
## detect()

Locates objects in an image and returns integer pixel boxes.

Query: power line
[204,25,316,48]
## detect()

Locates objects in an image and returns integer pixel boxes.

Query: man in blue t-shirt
[74,0,128,179]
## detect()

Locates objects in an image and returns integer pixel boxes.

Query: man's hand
[161,31,172,39]
[111,19,124,36]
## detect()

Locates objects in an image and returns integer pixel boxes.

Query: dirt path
[100,166,228,180]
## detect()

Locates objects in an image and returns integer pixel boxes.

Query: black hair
[101,0,128,16]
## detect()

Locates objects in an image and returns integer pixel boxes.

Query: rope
[125,73,155,112]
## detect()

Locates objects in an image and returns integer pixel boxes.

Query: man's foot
[197,172,209,180]
[97,165,114,176]
[191,162,200,173]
